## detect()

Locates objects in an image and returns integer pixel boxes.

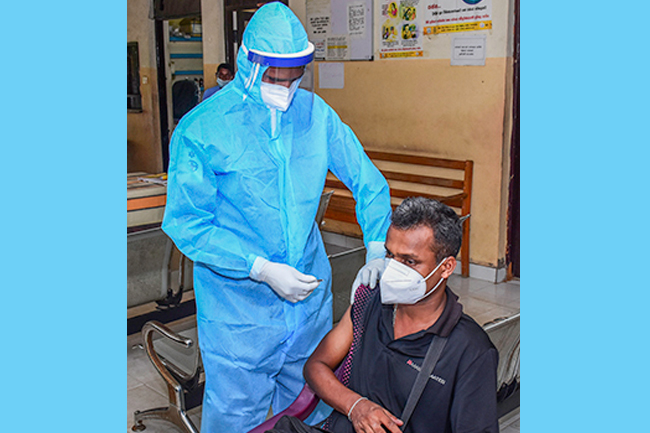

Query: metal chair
[132,321,202,433]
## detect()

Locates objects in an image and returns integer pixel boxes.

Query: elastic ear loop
[417,257,450,302]
[423,257,448,281]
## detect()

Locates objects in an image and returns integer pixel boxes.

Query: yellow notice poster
[379,0,424,59]
[423,0,492,35]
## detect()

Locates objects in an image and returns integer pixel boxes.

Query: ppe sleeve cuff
[249,256,269,280]
[366,240,385,262]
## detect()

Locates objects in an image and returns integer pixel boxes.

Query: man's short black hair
[217,63,234,74]
[391,197,462,262]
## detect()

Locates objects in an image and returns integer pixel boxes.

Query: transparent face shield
[248,44,315,127]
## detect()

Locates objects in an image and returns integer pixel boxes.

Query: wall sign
[423,0,492,35]
[379,0,424,59]
[307,0,373,60]
[450,34,486,66]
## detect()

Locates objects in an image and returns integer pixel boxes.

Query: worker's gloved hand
[350,241,386,303]
[250,257,320,303]
[350,258,386,301]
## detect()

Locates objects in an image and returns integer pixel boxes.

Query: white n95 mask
[380,257,449,305]
[260,78,301,111]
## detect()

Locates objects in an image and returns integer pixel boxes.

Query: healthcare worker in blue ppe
[162,3,391,433]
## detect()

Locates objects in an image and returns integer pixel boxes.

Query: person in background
[268,197,499,433]
[162,3,392,433]
[201,62,234,101]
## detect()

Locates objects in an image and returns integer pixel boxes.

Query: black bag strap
[400,335,448,430]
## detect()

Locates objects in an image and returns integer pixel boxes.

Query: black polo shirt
[324,286,499,433]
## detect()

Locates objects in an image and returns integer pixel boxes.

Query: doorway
[151,0,202,170]
[223,0,288,67]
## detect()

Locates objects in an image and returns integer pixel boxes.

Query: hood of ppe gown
[234,3,311,110]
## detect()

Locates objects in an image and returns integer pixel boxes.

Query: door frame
[506,0,520,279]
[223,0,288,67]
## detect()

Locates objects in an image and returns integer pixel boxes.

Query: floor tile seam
[128,354,160,374]
[127,382,149,396]
[467,280,502,291]
[469,283,520,295]
[465,293,520,309]
[128,373,147,390]
[474,282,521,294]
[128,357,151,371]
[128,367,164,386]
[143,380,170,399]
[471,293,521,305]
[462,296,519,312]
[494,285,520,293]
[449,282,493,293]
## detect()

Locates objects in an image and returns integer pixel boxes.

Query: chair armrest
[142,320,196,385]
[247,384,320,433]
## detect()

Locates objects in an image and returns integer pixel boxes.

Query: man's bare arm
[304,306,403,433]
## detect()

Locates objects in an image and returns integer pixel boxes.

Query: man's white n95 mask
[260,78,302,111]
[380,257,449,305]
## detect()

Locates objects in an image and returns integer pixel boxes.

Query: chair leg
[131,380,200,433]
[132,404,199,433]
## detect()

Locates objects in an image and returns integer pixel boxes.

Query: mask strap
[418,277,446,302]
[422,257,448,282]
[416,258,450,303]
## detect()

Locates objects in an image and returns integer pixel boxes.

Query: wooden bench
[323,150,474,277]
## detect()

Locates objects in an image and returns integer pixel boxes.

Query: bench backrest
[323,150,474,277]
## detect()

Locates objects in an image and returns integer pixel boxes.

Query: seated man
[201,62,235,101]
[267,197,498,433]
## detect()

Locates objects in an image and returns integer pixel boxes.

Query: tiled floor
[127,274,520,432]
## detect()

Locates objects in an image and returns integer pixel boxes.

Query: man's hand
[348,398,403,433]
[251,258,320,303]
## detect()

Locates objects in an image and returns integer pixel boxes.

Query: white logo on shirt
[406,359,447,385]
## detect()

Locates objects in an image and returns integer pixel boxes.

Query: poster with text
[348,2,367,39]
[307,0,331,60]
[327,35,350,60]
[379,0,424,59]
[423,0,492,35]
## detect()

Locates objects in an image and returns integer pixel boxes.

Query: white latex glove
[349,241,387,303]
[350,258,386,303]
[250,257,320,303]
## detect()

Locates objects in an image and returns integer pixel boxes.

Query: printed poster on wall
[379,0,424,59]
[307,0,372,60]
[348,2,367,39]
[327,35,350,60]
[306,0,331,60]
[423,0,492,35]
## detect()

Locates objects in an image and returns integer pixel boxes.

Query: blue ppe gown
[162,3,392,433]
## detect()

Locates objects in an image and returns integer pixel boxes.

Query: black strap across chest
[399,335,448,430]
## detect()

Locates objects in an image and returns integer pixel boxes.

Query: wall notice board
[306,0,373,61]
